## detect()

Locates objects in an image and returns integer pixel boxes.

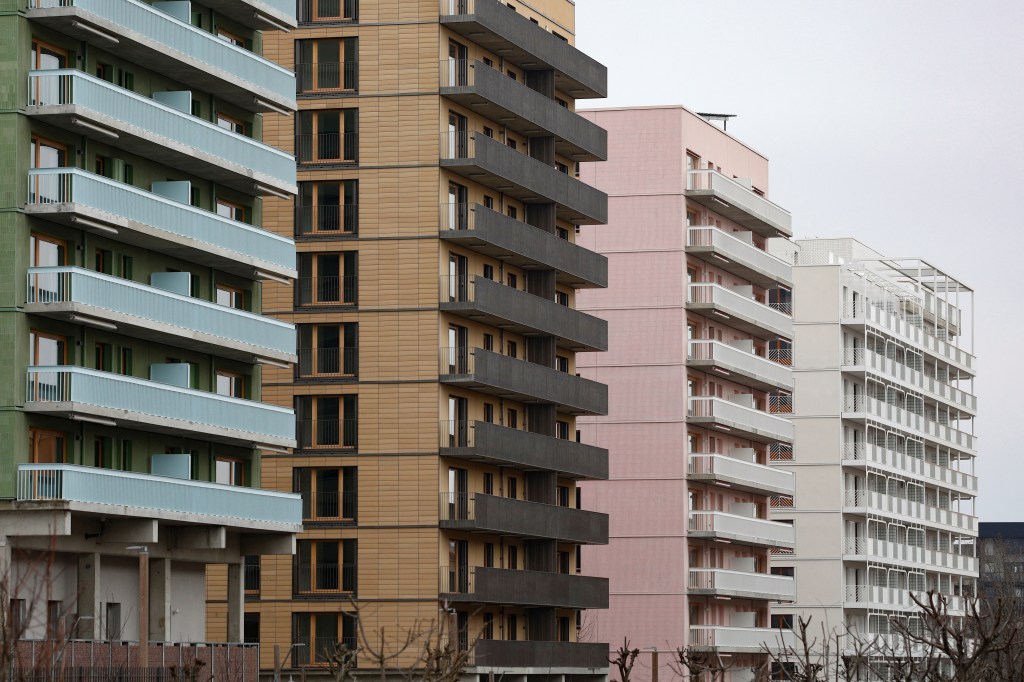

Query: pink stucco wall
[576,106,772,678]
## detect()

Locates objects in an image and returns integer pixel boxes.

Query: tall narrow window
[297,109,358,164]
[297,252,358,306]
[296,395,358,449]
[297,181,357,235]
[297,323,358,378]
[297,38,357,93]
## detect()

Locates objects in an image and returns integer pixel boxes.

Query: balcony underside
[687,356,793,392]
[685,190,792,239]
[687,300,792,341]
[26,106,295,197]
[685,242,792,289]
[25,8,295,114]
[440,496,607,544]
[687,414,793,445]
[442,568,608,609]
[200,0,297,31]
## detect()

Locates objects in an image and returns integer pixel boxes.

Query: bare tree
[609,638,639,682]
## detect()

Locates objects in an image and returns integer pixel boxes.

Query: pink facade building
[577,106,797,681]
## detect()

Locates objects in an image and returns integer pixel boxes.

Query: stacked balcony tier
[689,625,797,654]
[439,0,607,99]
[439,420,607,479]
[841,394,976,454]
[687,396,794,444]
[26,0,296,113]
[842,489,976,535]
[441,59,606,161]
[686,227,793,288]
[440,566,608,609]
[27,71,296,196]
[17,464,302,531]
[26,267,295,364]
[843,584,965,615]
[841,347,977,416]
[841,443,976,499]
[688,510,795,549]
[25,168,296,279]
[472,640,608,669]
[688,568,795,601]
[688,340,793,392]
[688,453,795,496]
[25,366,295,448]
[441,132,607,225]
[685,170,792,238]
[843,537,977,576]
[440,203,607,288]
[440,347,607,415]
[442,275,607,352]
[687,283,792,340]
[439,493,608,544]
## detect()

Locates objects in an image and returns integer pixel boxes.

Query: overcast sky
[576,1,1024,521]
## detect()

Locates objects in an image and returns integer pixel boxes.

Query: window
[29,429,66,464]
[297,109,358,164]
[506,205,517,220]
[556,162,569,174]
[483,403,494,423]
[30,330,66,366]
[105,602,121,640]
[483,195,493,209]
[506,409,517,429]
[483,264,493,280]
[296,395,358,449]
[295,539,357,594]
[483,334,493,352]
[293,612,357,665]
[506,477,517,499]
[120,255,133,280]
[506,272,517,289]
[483,543,494,568]
[30,41,67,104]
[507,614,517,640]
[30,136,66,170]
[10,600,25,640]
[771,566,795,577]
[217,28,246,47]
[482,57,493,68]
[557,486,570,507]
[216,199,247,222]
[555,291,569,306]
[507,546,518,571]
[30,233,66,268]
[557,227,569,240]
[557,616,570,642]
[244,555,260,593]
[118,70,134,91]
[771,614,794,630]
[506,341,517,359]
[93,436,113,468]
[243,613,260,644]
[95,343,112,372]
[297,323,358,378]
[215,457,245,485]
[297,180,358,235]
[46,600,63,640]
[216,112,247,135]
[295,467,357,521]
[216,370,245,398]
[483,473,494,496]
[297,252,358,306]
[94,249,112,275]
[299,0,357,23]
[557,551,570,574]
[483,126,493,138]
[297,38,358,92]
[482,613,493,640]
[216,284,246,310]
[96,62,113,82]
[121,439,133,470]
[119,348,133,376]
[556,356,569,373]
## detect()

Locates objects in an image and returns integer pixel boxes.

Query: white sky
[575,0,1024,521]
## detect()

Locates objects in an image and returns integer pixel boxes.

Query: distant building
[979,523,1024,599]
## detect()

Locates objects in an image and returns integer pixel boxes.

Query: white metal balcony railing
[689,625,797,652]
[842,301,975,374]
[841,394,976,453]
[26,168,295,275]
[685,170,792,238]
[25,366,295,446]
[843,584,966,614]
[27,267,295,359]
[688,568,795,601]
[842,489,976,533]
[686,227,792,287]
[27,0,295,105]
[687,396,795,444]
[841,442,977,494]
[687,340,793,390]
[840,347,977,413]
[688,510,795,547]
[687,283,792,339]
[17,464,301,526]
[843,537,978,574]
[688,453,795,496]
[28,70,296,191]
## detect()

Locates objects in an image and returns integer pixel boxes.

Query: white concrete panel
[169,562,206,642]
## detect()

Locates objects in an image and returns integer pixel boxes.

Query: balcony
[472,640,608,670]
[841,443,977,498]
[439,493,607,545]
[689,625,796,653]
[26,0,296,113]
[687,397,794,444]
[441,275,607,352]
[441,59,606,161]
[688,453,794,496]
[688,510,795,549]
[440,566,608,609]
[293,563,357,596]
[688,568,795,601]
[687,340,793,392]
[439,0,607,99]
[843,537,978,575]
[841,348,977,415]
[686,227,792,288]
[26,267,295,364]
[17,464,301,531]
[440,203,607,288]
[25,366,295,449]
[439,420,607,479]
[842,489,977,535]
[440,131,607,225]
[843,585,965,615]
[440,347,607,416]
[25,169,296,280]
[685,170,792,238]
[841,394,976,454]
[687,283,792,340]
[27,71,296,196]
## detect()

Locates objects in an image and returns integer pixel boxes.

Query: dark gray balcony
[440,0,607,99]
[441,275,607,352]
[440,420,607,480]
[441,60,606,161]
[440,493,608,545]
[440,566,608,609]
[441,132,607,225]
[440,347,607,416]
[440,204,607,288]
[472,640,609,670]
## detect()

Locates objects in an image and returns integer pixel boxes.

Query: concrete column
[138,552,149,667]
[77,553,101,639]
[227,560,244,643]
[149,558,171,642]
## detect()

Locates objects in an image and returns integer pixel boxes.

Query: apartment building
[253,0,612,675]
[0,0,302,673]
[979,523,1024,603]
[770,238,977,650]
[577,106,797,681]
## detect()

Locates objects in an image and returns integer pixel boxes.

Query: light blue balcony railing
[28,70,296,192]
[18,464,302,527]
[26,366,295,447]
[27,267,295,359]
[26,168,295,276]
[29,0,295,107]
